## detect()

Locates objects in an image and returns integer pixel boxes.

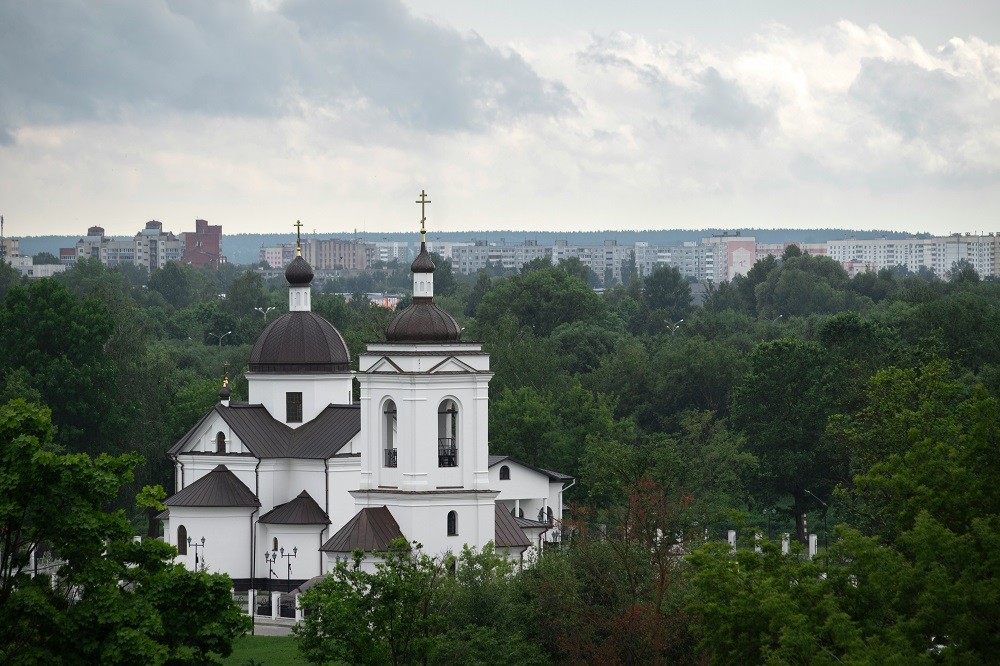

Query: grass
[220,635,309,666]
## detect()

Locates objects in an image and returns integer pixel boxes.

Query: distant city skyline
[0,1,996,237]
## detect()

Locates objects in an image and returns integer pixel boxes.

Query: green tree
[0,399,249,664]
[557,256,601,287]
[296,539,445,665]
[31,251,61,265]
[475,267,607,337]
[730,338,845,542]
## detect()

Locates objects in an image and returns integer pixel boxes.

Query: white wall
[247,373,354,427]
[168,507,256,578]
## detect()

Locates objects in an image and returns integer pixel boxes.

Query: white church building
[161,217,571,589]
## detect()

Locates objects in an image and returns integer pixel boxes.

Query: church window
[447,511,458,536]
[384,400,397,468]
[499,465,510,480]
[178,526,188,555]
[216,432,226,453]
[547,506,554,524]
[438,400,458,467]
[272,537,278,552]
[286,392,303,423]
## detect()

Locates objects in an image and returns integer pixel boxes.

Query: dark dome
[285,256,314,285]
[385,298,462,343]
[219,383,232,400]
[250,311,351,373]
[410,245,435,273]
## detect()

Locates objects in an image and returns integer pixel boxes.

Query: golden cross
[223,362,230,387]
[415,190,430,242]
[294,220,303,256]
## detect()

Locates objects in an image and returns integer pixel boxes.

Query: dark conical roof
[164,465,260,508]
[259,490,330,525]
[285,255,313,285]
[385,299,461,342]
[410,243,435,273]
[250,311,351,373]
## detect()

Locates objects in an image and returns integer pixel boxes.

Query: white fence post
[781,534,790,555]
[271,591,280,620]
[727,530,737,554]
[808,534,818,559]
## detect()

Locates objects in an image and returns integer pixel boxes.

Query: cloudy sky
[0,0,997,237]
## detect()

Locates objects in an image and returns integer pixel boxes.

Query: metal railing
[438,438,457,467]
[384,448,397,468]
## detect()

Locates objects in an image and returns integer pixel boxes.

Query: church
[160,201,572,589]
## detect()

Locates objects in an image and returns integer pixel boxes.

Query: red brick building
[183,219,223,269]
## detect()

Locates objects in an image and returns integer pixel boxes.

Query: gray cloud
[0,0,572,139]
[849,58,970,139]
[690,67,772,134]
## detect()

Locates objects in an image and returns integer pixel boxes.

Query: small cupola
[385,190,462,343]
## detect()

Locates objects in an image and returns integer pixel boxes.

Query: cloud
[0,0,572,138]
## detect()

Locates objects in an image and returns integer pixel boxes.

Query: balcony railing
[384,448,397,468]
[438,438,457,467]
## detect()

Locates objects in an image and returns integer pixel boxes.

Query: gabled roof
[259,490,330,525]
[488,455,574,482]
[320,506,405,553]
[164,465,260,508]
[169,403,360,459]
[494,504,532,549]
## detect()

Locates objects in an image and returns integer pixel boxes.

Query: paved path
[252,620,295,636]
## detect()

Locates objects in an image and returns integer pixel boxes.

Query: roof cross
[415,190,430,242]
[294,220,303,257]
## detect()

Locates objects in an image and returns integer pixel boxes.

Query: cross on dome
[294,220,304,257]
[415,190,430,243]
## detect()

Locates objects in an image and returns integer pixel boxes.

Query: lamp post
[263,550,279,591]
[208,330,232,347]
[668,319,684,337]
[280,546,297,592]
[772,314,784,323]
[187,536,206,571]
[254,306,275,322]
[804,489,829,567]
[764,508,777,540]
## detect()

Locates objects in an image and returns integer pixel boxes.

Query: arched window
[216,432,226,454]
[272,537,278,552]
[438,399,458,467]
[447,511,458,536]
[499,465,510,480]
[547,506,554,524]
[178,525,188,555]
[383,400,397,468]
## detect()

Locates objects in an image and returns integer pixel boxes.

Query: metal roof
[488,455,574,482]
[320,506,405,553]
[164,465,260,508]
[385,299,462,343]
[494,504,531,549]
[259,490,330,525]
[169,403,360,459]
[249,311,351,373]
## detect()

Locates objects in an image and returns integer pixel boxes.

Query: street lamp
[208,330,232,347]
[254,306,275,322]
[772,314,784,323]
[804,489,829,567]
[280,546,297,592]
[264,550,279,590]
[187,536,206,571]
[764,508,777,540]
[668,319,684,337]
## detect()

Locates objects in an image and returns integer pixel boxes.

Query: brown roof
[494,503,531,549]
[488,455,574,482]
[249,311,350,373]
[385,300,462,343]
[320,506,405,553]
[164,465,260,508]
[169,403,360,459]
[259,490,330,525]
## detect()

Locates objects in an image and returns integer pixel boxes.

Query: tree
[642,265,692,321]
[730,338,846,542]
[31,251,61,265]
[296,539,445,665]
[0,399,249,663]
[0,279,133,454]
[474,267,607,337]
[557,257,601,288]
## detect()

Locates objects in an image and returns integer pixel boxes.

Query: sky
[0,0,997,237]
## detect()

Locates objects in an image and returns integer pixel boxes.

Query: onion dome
[250,311,351,373]
[410,245,435,273]
[219,382,232,401]
[385,298,462,342]
[285,256,313,285]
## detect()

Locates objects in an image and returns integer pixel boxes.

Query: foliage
[296,539,444,665]
[0,399,249,664]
